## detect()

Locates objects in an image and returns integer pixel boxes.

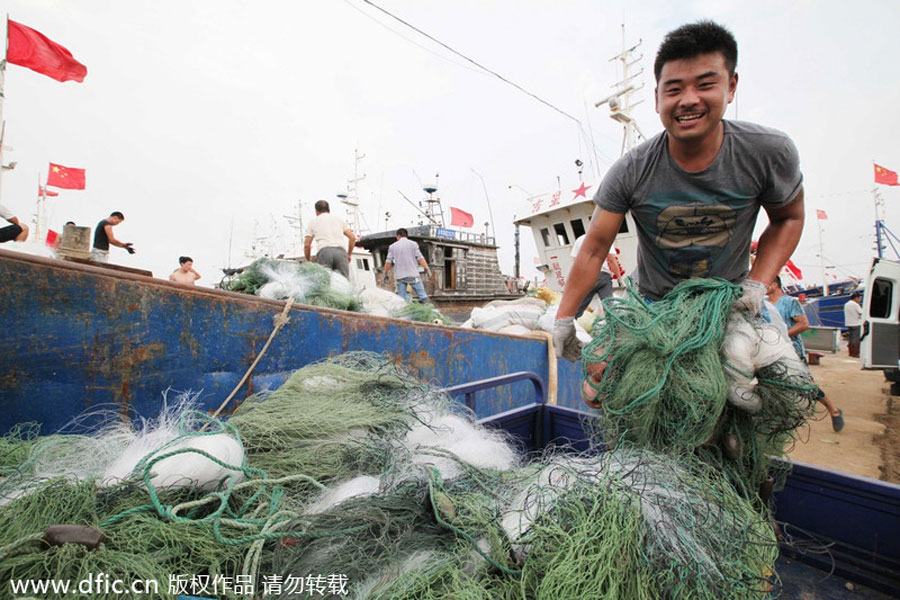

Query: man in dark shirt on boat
[0,201,29,243]
[91,211,134,263]
[553,21,805,408]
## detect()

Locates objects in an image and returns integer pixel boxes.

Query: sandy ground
[785,347,897,483]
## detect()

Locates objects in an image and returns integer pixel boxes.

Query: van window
[553,223,570,246]
[870,277,893,319]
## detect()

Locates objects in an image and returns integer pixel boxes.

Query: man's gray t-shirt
[386,237,425,279]
[595,120,802,300]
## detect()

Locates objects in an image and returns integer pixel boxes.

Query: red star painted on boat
[572,182,592,199]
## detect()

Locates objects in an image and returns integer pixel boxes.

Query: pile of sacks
[461,294,594,342]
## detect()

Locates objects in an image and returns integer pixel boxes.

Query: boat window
[570,219,586,239]
[540,228,551,248]
[356,258,370,271]
[553,223,569,246]
[870,277,893,319]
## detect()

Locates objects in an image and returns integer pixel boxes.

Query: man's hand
[124,243,136,255]
[734,279,766,314]
[552,317,583,362]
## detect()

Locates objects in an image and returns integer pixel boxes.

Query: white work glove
[552,317,583,362]
[721,314,763,413]
[733,279,767,315]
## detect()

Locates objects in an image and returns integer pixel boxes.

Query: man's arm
[418,257,431,278]
[191,268,202,281]
[557,208,625,318]
[304,236,313,261]
[788,313,810,338]
[344,228,357,257]
[104,224,130,248]
[747,189,805,285]
[168,270,178,282]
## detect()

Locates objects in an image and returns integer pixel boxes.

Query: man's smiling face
[655,51,737,147]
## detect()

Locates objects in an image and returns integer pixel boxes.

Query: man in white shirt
[383,228,432,302]
[304,200,356,279]
[844,292,863,358]
[0,202,29,243]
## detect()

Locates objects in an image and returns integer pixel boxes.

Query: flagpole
[0,15,7,204]
[36,172,45,241]
[817,214,828,296]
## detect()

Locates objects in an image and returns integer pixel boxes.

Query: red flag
[784,259,803,280]
[6,20,87,83]
[47,163,86,190]
[875,163,899,186]
[39,185,59,197]
[816,209,827,220]
[450,207,474,228]
[45,229,59,247]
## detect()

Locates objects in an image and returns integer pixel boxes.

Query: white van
[860,258,900,385]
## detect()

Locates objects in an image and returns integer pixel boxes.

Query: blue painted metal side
[0,250,584,433]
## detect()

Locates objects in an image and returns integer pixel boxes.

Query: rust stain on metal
[180,330,201,358]
[406,350,436,370]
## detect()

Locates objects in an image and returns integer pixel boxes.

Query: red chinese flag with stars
[7,20,87,83]
[875,163,899,186]
[47,163,86,190]
[816,209,827,220]
[45,229,59,247]
[450,207,474,228]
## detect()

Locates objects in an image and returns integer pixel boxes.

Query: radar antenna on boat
[421,173,445,227]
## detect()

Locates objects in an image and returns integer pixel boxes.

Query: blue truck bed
[2,248,899,598]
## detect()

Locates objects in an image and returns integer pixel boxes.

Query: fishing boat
[358,183,523,320]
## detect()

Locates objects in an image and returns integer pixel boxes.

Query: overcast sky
[2,0,898,287]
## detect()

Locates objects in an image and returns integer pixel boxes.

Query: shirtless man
[169,256,201,285]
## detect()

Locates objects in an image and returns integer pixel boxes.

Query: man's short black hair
[64,221,75,226]
[396,228,408,237]
[314,200,330,213]
[654,20,738,82]
[851,292,863,300]
[179,256,193,265]
[110,211,125,219]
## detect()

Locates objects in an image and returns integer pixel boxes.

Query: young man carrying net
[553,20,805,409]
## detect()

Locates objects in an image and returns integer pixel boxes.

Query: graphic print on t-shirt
[653,201,736,279]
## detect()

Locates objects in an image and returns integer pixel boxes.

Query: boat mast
[874,188,885,259]
[817,215,828,296]
[422,173,445,227]
[339,148,367,237]
[595,25,645,156]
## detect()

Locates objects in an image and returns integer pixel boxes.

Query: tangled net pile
[0,350,792,599]
[582,278,818,499]
[222,257,363,311]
